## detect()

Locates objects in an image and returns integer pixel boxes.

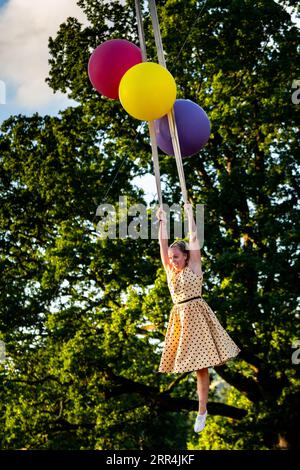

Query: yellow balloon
[118,62,177,121]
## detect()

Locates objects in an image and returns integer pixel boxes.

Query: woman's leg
[196,367,209,414]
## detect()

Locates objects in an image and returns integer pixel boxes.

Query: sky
[0,0,88,121]
[0,0,157,202]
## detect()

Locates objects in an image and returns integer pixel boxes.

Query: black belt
[175,296,202,305]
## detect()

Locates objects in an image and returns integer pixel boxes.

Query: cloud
[0,0,90,115]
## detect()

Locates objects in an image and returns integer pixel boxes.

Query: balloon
[155,99,211,157]
[88,39,142,99]
[118,62,177,121]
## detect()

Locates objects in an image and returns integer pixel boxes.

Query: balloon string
[170,0,208,74]
[148,0,188,204]
[135,0,163,207]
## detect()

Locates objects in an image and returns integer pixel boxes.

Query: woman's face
[168,247,187,271]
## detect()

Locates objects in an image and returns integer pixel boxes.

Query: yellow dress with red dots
[158,265,241,373]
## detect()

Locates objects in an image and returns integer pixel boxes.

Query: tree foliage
[0,0,299,449]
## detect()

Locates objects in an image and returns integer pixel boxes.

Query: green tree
[0,0,299,449]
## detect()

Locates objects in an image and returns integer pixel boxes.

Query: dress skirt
[158,298,241,373]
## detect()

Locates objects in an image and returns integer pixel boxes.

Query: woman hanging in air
[156,201,241,433]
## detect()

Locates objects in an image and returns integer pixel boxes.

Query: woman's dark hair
[169,240,190,265]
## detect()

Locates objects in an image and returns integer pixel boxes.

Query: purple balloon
[155,99,211,157]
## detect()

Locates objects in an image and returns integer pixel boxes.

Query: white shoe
[194,410,207,433]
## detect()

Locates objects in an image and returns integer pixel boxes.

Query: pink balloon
[88,39,142,100]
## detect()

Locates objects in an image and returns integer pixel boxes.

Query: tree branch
[155,396,247,419]
[103,368,247,419]
[160,372,190,394]
[238,349,262,371]
[195,162,214,191]
[215,364,263,402]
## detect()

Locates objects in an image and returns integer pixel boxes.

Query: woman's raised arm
[184,202,202,273]
[156,207,170,271]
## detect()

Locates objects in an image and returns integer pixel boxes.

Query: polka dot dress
[158,265,241,373]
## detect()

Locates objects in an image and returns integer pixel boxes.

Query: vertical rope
[148,0,188,204]
[135,0,163,207]
[135,0,147,61]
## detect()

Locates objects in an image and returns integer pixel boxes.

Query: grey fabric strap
[135,0,163,207]
[148,0,188,204]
